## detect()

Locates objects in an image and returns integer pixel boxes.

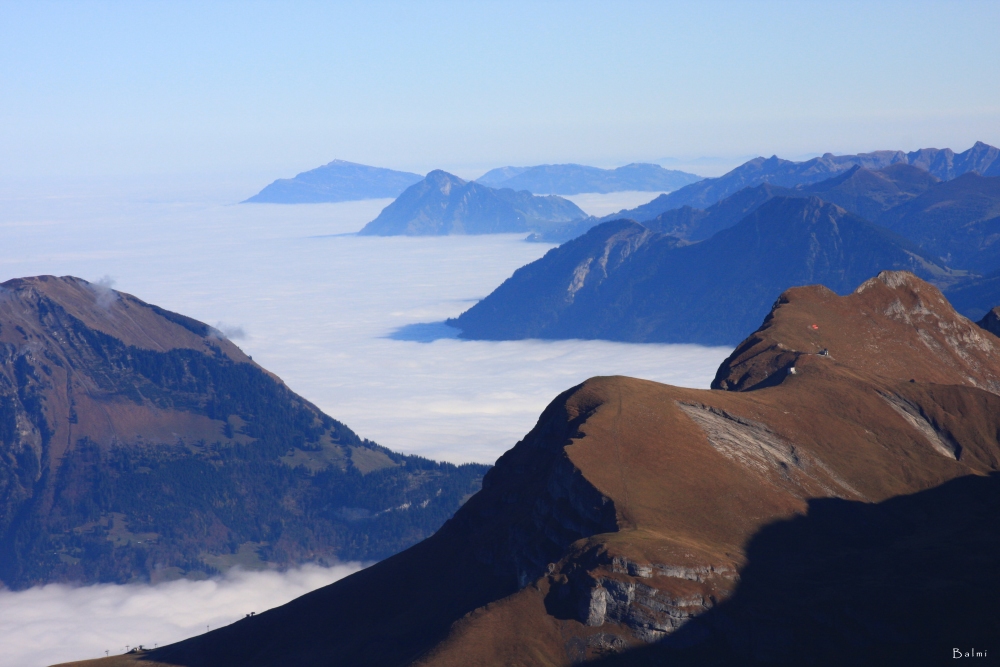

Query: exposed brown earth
[55,271,1000,666]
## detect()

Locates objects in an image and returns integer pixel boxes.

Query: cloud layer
[0,192,730,463]
[0,191,729,665]
[0,563,362,667]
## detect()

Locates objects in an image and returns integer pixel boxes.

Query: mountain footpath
[60,271,1000,667]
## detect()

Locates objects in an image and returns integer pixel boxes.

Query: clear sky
[2,0,999,185]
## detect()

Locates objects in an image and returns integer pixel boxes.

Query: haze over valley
[3,2,999,665]
[0,188,728,665]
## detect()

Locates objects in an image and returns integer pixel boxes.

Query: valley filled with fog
[0,188,729,666]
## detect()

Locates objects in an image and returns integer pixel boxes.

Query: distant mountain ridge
[244,160,423,203]
[0,276,487,589]
[476,162,702,194]
[449,197,957,345]
[358,170,586,236]
[877,171,1000,273]
[639,163,941,243]
[460,164,1000,343]
[601,141,1000,225]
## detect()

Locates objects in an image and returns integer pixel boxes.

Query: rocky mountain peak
[714,271,1000,393]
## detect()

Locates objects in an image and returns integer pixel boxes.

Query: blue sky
[2,0,999,183]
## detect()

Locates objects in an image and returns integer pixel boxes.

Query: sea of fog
[0,186,731,665]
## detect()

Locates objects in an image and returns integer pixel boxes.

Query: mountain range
[449,197,961,345]
[243,160,424,203]
[475,163,703,194]
[358,170,586,236]
[456,155,1000,343]
[600,141,1000,225]
[0,276,487,589]
[61,271,1000,666]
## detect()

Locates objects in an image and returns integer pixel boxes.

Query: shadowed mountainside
[586,472,1000,667]
[877,171,1000,273]
[0,276,487,589]
[450,197,958,345]
[57,271,1000,667]
[358,170,586,236]
[475,163,702,195]
[979,306,1000,336]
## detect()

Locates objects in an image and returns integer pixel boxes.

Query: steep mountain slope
[600,142,999,224]
[644,182,792,241]
[797,162,940,222]
[940,267,1000,321]
[476,163,702,194]
[358,170,586,235]
[0,276,487,589]
[877,172,1000,272]
[243,160,423,203]
[62,272,1000,667]
[450,197,955,345]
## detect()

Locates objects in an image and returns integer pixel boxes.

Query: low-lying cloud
[0,194,731,464]
[0,563,362,667]
[0,193,732,663]
[214,321,248,340]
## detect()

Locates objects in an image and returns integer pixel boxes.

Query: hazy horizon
[3,1,998,186]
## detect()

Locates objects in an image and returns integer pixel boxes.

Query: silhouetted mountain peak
[358,170,585,236]
[243,160,423,203]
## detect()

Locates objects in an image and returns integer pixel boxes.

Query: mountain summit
[64,271,1000,666]
[358,170,586,235]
